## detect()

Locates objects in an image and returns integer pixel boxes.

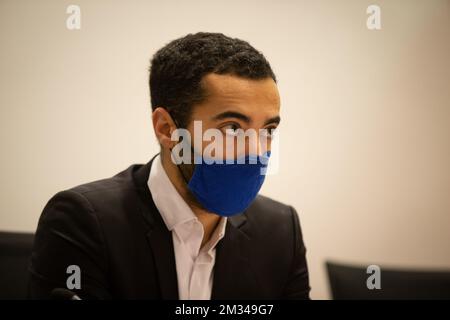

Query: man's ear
[152,107,178,149]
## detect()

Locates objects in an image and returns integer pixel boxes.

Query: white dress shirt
[148,154,227,300]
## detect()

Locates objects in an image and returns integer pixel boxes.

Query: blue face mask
[186,151,271,217]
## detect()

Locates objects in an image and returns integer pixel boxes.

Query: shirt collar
[148,154,227,243]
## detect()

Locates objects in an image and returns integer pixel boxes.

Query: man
[29,32,310,299]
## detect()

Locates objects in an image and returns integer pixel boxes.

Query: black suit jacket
[29,156,310,299]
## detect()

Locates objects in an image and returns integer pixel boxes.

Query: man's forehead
[201,73,280,105]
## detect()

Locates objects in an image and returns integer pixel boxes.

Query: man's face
[185,73,281,159]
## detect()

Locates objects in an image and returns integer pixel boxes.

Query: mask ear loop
[168,116,193,186]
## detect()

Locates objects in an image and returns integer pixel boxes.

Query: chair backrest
[326,261,450,300]
[0,231,35,300]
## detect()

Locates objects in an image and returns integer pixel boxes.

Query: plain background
[1,0,449,299]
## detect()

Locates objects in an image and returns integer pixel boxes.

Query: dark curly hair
[149,32,277,128]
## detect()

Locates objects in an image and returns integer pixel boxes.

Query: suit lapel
[133,155,179,300]
[145,219,179,300]
[211,214,261,299]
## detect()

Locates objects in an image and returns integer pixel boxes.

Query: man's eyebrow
[212,111,251,123]
[264,115,281,126]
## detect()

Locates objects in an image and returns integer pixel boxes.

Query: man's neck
[160,151,222,248]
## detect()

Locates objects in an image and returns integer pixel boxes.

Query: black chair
[326,261,450,300]
[0,232,35,299]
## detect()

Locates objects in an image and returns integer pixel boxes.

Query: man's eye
[260,128,277,139]
[222,124,242,136]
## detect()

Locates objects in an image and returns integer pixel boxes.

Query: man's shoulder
[239,194,300,239]
[246,194,295,221]
[68,163,143,196]
[44,163,147,218]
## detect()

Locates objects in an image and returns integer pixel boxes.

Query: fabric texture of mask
[187,152,271,217]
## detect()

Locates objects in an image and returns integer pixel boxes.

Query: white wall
[1,0,449,299]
